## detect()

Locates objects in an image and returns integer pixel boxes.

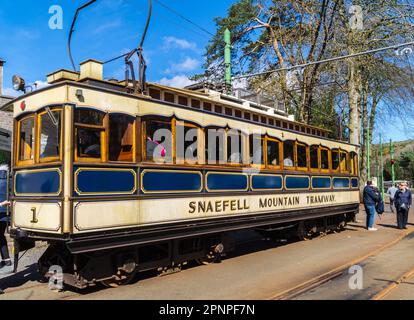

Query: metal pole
[366,127,370,180]
[224,28,232,94]
[390,139,395,185]
[380,134,384,199]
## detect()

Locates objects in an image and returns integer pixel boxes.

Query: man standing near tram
[363,180,381,231]
[394,181,412,230]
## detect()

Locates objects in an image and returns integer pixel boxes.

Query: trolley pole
[390,139,395,185]
[380,134,384,199]
[224,28,232,94]
[366,127,370,180]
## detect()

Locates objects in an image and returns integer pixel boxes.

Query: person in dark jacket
[0,165,12,273]
[394,181,412,229]
[363,180,381,231]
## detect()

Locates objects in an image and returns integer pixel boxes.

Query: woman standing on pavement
[0,164,12,272]
[394,181,412,229]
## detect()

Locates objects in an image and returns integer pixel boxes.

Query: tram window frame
[350,152,358,175]
[283,140,295,169]
[205,127,226,165]
[142,117,173,163]
[108,113,136,163]
[16,115,36,166]
[331,148,340,172]
[310,145,319,171]
[227,129,245,166]
[38,109,63,163]
[340,150,350,173]
[174,120,203,165]
[74,108,107,163]
[320,147,330,172]
[266,137,281,169]
[249,134,265,167]
[296,142,309,171]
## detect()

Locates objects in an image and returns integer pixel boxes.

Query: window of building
[267,138,280,167]
[283,140,295,168]
[332,149,340,171]
[310,145,319,169]
[109,114,135,162]
[75,109,106,161]
[250,135,264,165]
[143,117,172,163]
[18,116,35,163]
[321,147,330,170]
[206,128,225,165]
[340,150,349,172]
[297,143,308,168]
[227,130,243,164]
[39,110,62,162]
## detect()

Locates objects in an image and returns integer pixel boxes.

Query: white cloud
[2,87,20,97]
[163,36,198,52]
[158,75,195,88]
[34,80,49,90]
[2,80,49,97]
[91,20,122,35]
[165,57,200,74]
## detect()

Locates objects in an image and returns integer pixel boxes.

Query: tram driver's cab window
[340,150,349,172]
[75,109,105,161]
[350,152,358,175]
[143,117,172,163]
[39,109,62,162]
[283,140,295,168]
[18,116,35,163]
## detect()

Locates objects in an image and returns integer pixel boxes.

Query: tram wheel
[101,272,137,288]
[196,243,224,265]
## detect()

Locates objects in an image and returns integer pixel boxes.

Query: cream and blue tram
[5,60,360,288]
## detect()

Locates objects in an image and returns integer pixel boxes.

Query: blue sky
[0,0,412,142]
[0,0,234,91]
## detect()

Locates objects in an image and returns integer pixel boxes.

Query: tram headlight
[12,75,26,92]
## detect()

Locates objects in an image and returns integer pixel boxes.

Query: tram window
[297,143,307,168]
[244,113,251,120]
[227,130,243,164]
[39,111,61,161]
[253,114,259,122]
[109,114,135,162]
[178,96,188,106]
[340,151,349,172]
[321,148,329,170]
[18,116,35,162]
[332,149,340,171]
[267,138,280,167]
[283,140,295,167]
[74,109,104,126]
[269,118,274,126]
[350,152,358,175]
[206,128,225,164]
[250,135,264,165]
[235,110,242,118]
[310,145,319,169]
[261,117,267,124]
[191,99,201,109]
[275,120,280,127]
[164,92,175,103]
[77,128,102,158]
[203,102,212,111]
[176,122,200,164]
[215,105,222,114]
[149,88,161,100]
[225,107,232,116]
[144,118,172,162]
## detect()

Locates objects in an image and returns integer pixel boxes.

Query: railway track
[371,266,414,300]
[269,228,414,300]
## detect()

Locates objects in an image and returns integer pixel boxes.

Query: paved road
[0,208,413,300]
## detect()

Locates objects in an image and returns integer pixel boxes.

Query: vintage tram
[3,59,360,288]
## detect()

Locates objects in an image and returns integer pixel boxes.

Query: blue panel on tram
[207,173,248,191]
[252,175,282,190]
[351,178,359,188]
[142,170,201,192]
[15,169,60,195]
[76,169,136,194]
[312,177,331,189]
[333,177,350,189]
[285,176,309,189]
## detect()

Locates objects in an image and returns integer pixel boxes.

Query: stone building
[0,58,14,165]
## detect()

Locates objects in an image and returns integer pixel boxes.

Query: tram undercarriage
[30,205,357,289]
